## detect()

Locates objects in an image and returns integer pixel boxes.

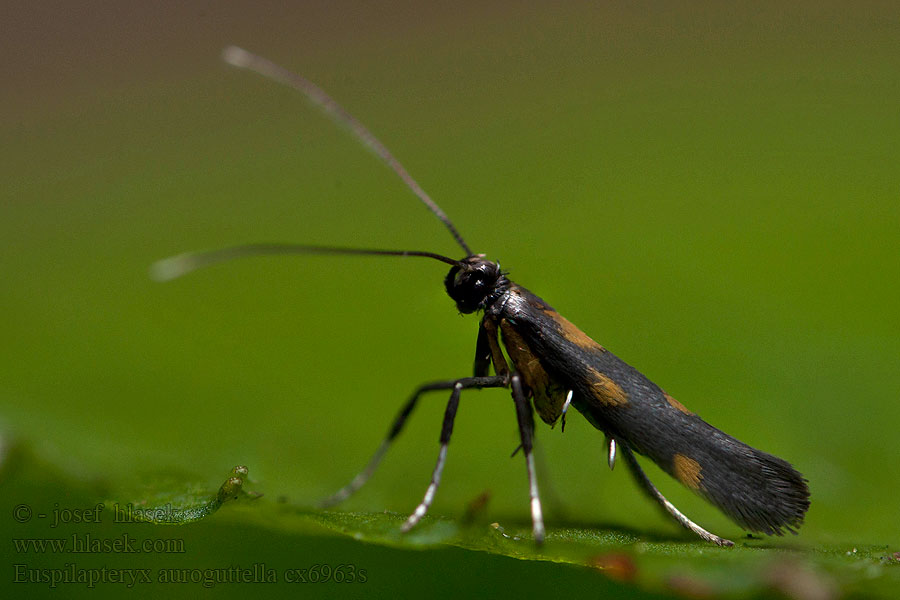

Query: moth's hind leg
[618,441,734,547]
[319,376,507,508]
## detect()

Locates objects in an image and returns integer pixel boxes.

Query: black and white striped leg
[320,375,507,508]
[402,379,471,531]
[510,373,545,544]
[619,442,734,547]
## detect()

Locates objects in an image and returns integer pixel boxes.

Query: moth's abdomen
[569,357,810,535]
[628,409,810,535]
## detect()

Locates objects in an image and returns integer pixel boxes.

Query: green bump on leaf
[114,465,260,525]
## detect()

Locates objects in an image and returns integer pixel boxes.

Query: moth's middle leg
[510,372,545,544]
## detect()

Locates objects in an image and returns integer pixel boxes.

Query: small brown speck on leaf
[587,553,636,583]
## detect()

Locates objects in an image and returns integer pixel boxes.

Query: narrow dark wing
[499,284,810,535]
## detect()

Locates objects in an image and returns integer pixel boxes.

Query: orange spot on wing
[587,367,628,406]
[672,454,703,490]
[664,393,693,415]
[543,309,605,352]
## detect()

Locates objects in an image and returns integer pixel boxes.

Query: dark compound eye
[444,259,502,313]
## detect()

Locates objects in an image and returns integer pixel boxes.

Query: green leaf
[3,441,897,598]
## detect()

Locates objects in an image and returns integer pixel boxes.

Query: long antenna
[151,244,461,282]
[222,46,473,257]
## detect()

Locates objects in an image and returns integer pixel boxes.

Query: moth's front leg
[477,316,510,379]
[320,375,505,508]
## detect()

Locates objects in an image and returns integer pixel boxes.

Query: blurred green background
[2,1,898,597]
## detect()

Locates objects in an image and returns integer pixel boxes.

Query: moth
[154,47,810,546]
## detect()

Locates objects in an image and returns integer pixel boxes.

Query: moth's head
[444,255,504,314]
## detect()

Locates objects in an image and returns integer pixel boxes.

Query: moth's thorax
[498,318,569,425]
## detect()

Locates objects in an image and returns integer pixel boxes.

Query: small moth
[154,47,810,546]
